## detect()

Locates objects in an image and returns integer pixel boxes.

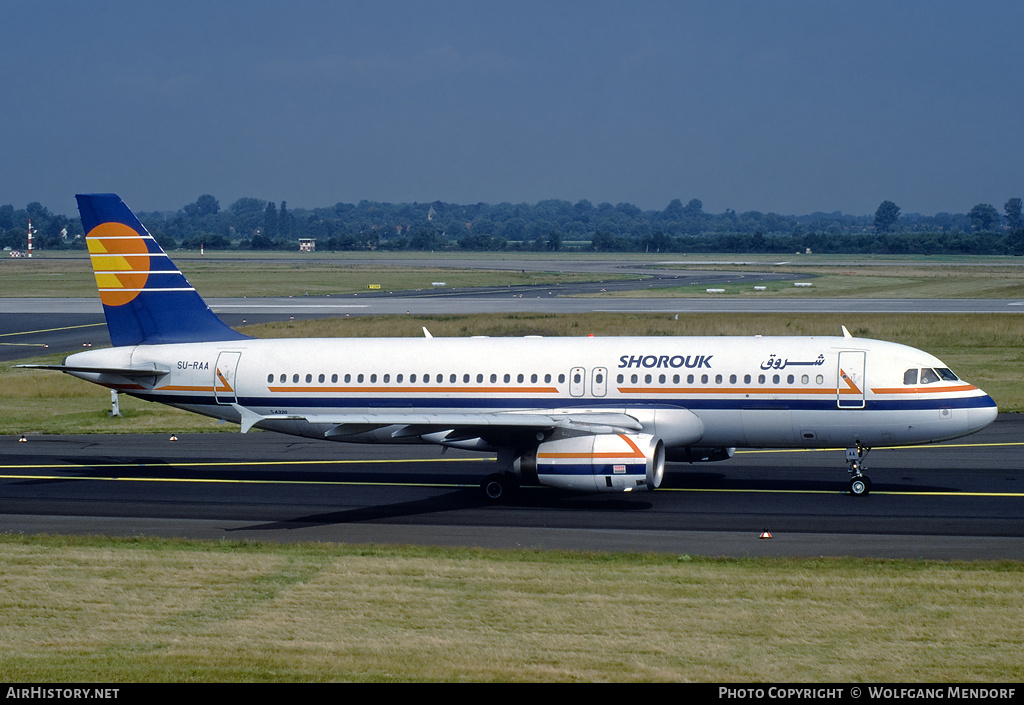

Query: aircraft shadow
[229,486,655,532]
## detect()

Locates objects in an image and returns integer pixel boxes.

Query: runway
[3,415,1022,560]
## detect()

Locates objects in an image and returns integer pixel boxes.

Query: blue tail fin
[77,193,249,346]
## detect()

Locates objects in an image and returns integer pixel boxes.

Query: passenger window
[331,374,338,383]
[544,374,551,383]
[292,374,299,383]
[904,368,918,385]
[383,374,390,383]
[558,374,565,383]
[280,374,286,383]
[758,374,765,384]
[729,374,737,384]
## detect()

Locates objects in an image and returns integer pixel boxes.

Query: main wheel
[482,474,510,503]
[849,476,872,496]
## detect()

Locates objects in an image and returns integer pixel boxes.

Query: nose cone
[968,394,998,433]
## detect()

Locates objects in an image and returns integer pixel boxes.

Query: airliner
[22,194,999,500]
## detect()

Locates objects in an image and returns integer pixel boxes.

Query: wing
[230,403,644,443]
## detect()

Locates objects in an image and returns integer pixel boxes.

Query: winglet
[77,194,249,346]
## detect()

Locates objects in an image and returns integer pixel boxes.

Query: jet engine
[515,433,665,492]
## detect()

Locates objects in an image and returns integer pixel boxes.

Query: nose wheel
[846,445,872,496]
[849,475,872,496]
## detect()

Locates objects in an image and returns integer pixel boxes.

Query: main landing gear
[481,473,519,503]
[846,445,872,496]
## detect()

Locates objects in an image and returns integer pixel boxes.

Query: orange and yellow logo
[86,222,151,307]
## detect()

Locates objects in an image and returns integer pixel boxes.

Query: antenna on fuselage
[842,325,852,338]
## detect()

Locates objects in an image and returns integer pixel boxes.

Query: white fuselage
[63,333,998,452]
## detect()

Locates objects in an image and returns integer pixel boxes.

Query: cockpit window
[903,368,918,385]
[919,368,940,384]
[936,368,959,381]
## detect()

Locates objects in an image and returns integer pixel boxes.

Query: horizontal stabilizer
[15,362,171,377]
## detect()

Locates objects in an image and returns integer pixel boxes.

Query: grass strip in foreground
[0,534,1021,682]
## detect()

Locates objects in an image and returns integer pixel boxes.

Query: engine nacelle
[515,433,665,493]
[665,446,735,463]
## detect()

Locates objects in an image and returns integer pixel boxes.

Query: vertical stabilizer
[77,193,249,346]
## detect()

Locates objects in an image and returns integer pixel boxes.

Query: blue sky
[3,0,1022,217]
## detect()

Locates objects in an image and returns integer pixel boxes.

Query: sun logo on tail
[86,222,151,307]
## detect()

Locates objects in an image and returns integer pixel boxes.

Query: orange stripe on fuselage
[266,385,559,394]
[616,386,840,395]
[871,384,978,395]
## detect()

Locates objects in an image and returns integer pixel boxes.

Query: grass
[3,312,1022,436]
[588,264,1024,299]
[5,251,1024,299]
[0,255,629,298]
[0,534,1021,682]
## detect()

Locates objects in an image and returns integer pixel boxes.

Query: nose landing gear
[846,445,872,496]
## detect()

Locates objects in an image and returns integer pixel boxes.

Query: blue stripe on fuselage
[128,391,997,413]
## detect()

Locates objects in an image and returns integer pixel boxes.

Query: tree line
[2,195,1023,255]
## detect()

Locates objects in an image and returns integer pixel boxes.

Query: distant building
[299,238,316,252]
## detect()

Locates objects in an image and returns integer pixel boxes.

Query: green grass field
[0,535,1021,682]
[0,255,626,298]
[4,251,1024,298]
